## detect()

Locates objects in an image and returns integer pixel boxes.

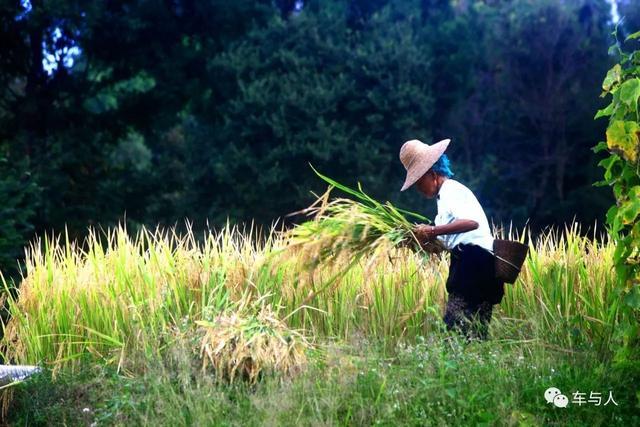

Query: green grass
[8,330,639,426]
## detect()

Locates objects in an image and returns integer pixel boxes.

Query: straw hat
[399,138,451,191]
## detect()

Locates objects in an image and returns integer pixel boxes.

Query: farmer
[399,138,504,341]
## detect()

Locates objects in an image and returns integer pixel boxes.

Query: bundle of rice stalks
[197,305,308,384]
[282,166,445,269]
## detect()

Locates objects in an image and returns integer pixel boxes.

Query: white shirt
[434,179,494,251]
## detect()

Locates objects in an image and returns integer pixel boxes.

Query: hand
[413,224,437,242]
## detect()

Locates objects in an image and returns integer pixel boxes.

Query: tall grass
[1,221,619,375]
[499,223,618,354]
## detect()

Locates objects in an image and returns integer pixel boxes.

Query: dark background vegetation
[1,0,639,277]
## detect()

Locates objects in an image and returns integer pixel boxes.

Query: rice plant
[0,224,268,374]
[1,220,619,379]
[497,223,619,354]
[280,167,445,271]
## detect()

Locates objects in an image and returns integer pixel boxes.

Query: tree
[186,0,436,224]
[440,0,614,227]
[0,0,277,275]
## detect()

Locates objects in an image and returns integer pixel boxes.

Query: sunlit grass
[1,220,619,378]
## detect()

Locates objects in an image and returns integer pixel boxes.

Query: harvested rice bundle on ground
[197,305,308,384]
[282,167,445,269]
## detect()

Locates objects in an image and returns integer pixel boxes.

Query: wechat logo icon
[545,387,569,408]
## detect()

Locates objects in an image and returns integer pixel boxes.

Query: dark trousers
[443,243,504,341]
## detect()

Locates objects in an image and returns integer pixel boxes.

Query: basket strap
[473,246,522,272]
[494,254,521,272]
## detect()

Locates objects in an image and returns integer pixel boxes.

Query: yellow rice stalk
[279,169,445,273]
[197,305,308,384]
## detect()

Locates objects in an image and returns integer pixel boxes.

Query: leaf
[606,120,640,163]
[625,31,640,41]
[594,102,614,119]
[619,78,640,112]
[618,186,640,225]
[623,285,640,310]
[309,164,375,206]
[592,141,608,153]
[80,325,124,348]
[393,205,429,222]
[606,205,620,232]
[631,221,640,242]
[599,154,622,181]
[603,64,622,92]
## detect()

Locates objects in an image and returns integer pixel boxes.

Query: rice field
[1,222,638,425]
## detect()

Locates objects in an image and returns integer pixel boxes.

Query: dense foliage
[0,0,636,275]
[594,28,640,365]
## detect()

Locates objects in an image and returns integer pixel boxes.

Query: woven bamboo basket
[493,239,529,284]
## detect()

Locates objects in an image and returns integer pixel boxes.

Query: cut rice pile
[198,305,308,384]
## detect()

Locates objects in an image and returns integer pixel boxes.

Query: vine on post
[594,27,640,364]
